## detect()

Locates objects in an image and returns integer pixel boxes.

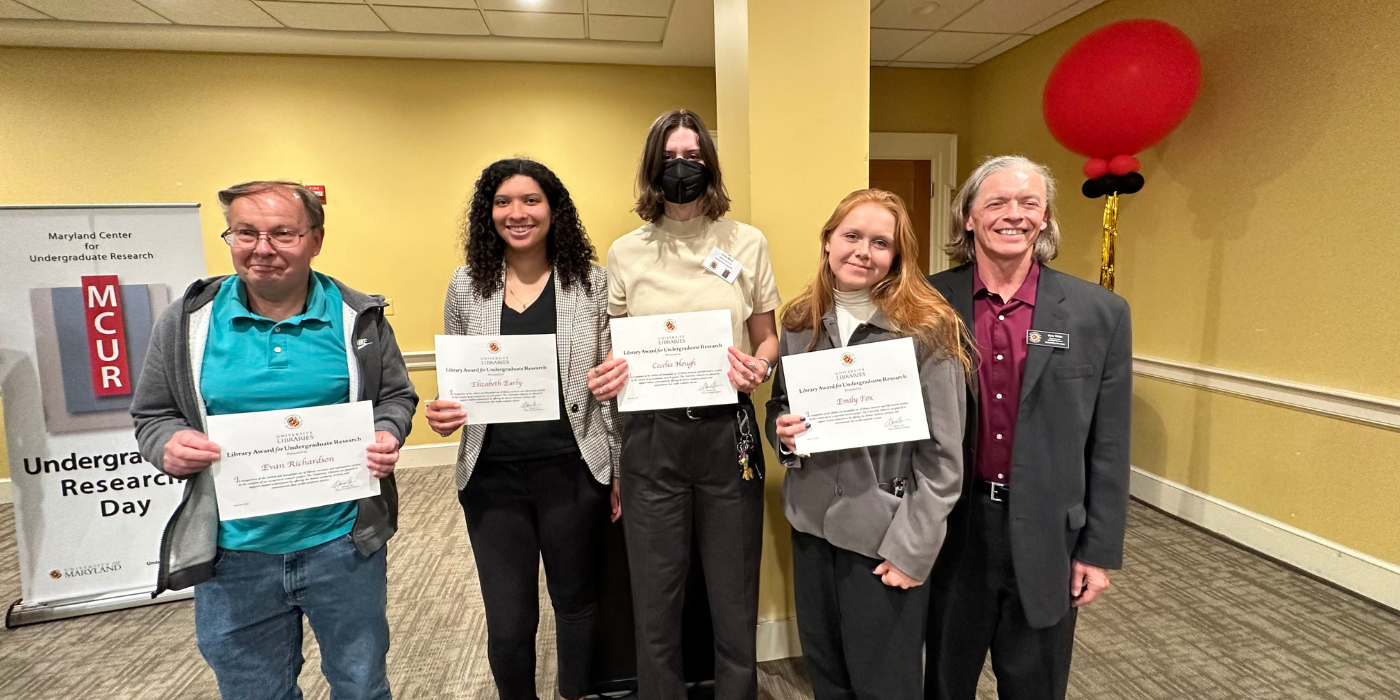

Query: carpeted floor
[1,465,1397,699]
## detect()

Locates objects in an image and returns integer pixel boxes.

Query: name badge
[1026,330,1069,348]
[702,246,742,284]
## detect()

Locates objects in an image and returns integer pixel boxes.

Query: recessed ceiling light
[912,2,940,15]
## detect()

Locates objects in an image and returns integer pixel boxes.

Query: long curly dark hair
[460,158,596,299]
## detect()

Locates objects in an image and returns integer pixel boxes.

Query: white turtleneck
[834,288,877,346]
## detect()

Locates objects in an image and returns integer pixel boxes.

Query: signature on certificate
[332,477,364,492]
[697,380,723,394]
[519,400,545,412]
[884,416,912,430]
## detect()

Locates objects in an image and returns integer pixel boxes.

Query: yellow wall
[869,66,974,177]
[959,0,1400,562]
[0,47,716,478]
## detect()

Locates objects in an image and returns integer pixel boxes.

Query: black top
[480,274,579,461]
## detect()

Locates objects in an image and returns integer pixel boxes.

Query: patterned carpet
[0,465,1397,699]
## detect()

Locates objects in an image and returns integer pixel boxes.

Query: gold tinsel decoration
[1098,193,1119,291]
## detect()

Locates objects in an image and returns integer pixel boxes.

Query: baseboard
[397,442,458,470]
[0,478,9,505]
[755,616,801,662]
[1130,467,1400,610]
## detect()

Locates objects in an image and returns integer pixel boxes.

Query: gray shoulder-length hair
[944,155,1060,266]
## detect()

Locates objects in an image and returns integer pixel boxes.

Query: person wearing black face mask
[589,109,781,700]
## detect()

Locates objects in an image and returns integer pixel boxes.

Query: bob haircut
[633,109,730,223]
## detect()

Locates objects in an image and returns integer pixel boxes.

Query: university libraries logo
[284,415,303,430]
[841,353,855,366]
[488,342,501,353]
[664,320,677,332]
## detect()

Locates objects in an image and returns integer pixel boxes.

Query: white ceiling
[0,0,1103,68]
[870,0,1105,68]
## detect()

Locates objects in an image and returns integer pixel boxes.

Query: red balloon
[1043,20,1202,159]
[1108,155,1140,175]
[1083,158,1110,179]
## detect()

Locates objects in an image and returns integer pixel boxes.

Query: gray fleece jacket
[131,274,418,595]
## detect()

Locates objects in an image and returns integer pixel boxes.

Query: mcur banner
[0,204,206,619]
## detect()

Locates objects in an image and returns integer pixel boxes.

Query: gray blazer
[928,263,1132,629]
[442,263,621,489]
[765,309,965,581]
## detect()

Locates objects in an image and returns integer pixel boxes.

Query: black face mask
[656,158,710,205]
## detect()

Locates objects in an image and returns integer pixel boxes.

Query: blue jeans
[194,534,391,700]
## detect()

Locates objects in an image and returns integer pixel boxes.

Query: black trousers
[621,403,765,700]
[925,490,1077,700]
[792,530,930,700]
[459,452,611,700]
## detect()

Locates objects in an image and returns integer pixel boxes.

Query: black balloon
[1081,178,1102,198]
[1119,172,1145,194]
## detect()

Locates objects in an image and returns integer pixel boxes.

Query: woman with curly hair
[766,189,969,700]
[426,158,621,700]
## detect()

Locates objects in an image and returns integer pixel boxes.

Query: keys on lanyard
[737,408,758,481]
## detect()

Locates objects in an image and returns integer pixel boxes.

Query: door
[870,159,932,275]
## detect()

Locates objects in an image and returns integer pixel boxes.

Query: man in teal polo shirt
[132,180,418,699]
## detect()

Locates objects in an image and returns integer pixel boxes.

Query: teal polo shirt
[201,272,358,554]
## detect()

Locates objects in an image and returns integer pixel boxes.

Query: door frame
[870,133,958,273]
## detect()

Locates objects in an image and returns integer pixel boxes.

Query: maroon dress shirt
[973,262,1040,484]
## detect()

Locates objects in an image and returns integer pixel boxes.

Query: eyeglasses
[221,228,310,249]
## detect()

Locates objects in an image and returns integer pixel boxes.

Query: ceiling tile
[870,28,931,62]
[17,0,170,23]
[377,6,487,34]
[1023,0,1103,34]
[967,33,1031,62]
[589,14,664,41]
[589,0,669,17]
[899,30,1008,63]
[945,0,1078,33]
[372,0,476,7]
[254,1,388,30]
[0,0,48,19]
[482,10,583,38]
[138,0,282,27]
[888,61,968,69]
[871,0,981,31]
[478,0,582,12]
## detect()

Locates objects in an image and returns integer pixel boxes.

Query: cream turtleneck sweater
[834,288,877,346]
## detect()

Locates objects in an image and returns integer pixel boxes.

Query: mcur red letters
[80,274,131,397]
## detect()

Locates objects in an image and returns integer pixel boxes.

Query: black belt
[975,479,1010,503]
[654,393,752,421]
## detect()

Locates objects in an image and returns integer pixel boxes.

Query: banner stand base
[6,588,193,628]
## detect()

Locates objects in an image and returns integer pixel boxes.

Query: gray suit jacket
[765,309,965,581]
[928,263,1132,628]
[442,263,621,489]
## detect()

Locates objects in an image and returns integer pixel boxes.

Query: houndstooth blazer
[443,263,621,490]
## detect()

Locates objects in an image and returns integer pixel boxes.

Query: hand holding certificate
[435,334,560,424]
[782,337,929,454]
[206,401,380,521]
[610,310,736,412]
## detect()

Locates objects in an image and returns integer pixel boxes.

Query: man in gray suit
[923,155,1132,700]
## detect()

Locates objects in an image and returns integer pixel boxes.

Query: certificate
[610,310,735,412]
[435,334,560,424]
[783,337,929,454]
[206,401,380,521]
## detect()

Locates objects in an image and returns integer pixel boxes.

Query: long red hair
[781,189,972,373]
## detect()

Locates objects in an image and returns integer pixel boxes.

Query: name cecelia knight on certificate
[206,401,380,521]
[610,309,736,412]
[782,337,930,454]
[435,334,560,424]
